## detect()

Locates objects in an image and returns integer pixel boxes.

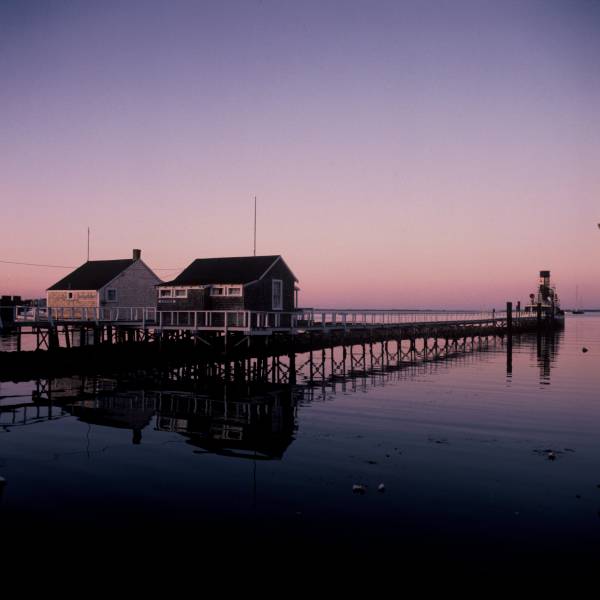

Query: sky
[1,0,599,308]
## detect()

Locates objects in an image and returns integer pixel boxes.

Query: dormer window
[106,289,117,302]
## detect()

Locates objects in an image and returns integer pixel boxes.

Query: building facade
[47,249,162,313]
[157,255,299,314]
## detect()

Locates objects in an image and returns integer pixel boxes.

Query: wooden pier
[7,304,547,347]
[0,302,557,382]
[0,327,559,455]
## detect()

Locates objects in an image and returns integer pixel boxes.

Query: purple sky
[1,0,599,308]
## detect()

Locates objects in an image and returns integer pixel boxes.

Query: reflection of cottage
[155,387,297,460]
[157,255,299,312]
[64,395,154,445]
[47,249,161,311]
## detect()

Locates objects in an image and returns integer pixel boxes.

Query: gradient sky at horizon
[1,0,599,308]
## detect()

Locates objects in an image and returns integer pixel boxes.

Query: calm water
[1,315,599,572]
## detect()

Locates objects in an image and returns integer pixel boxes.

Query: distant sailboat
[572,285,585,314]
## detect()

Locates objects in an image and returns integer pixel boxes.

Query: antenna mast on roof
[253,196,257,256]
[87,227,90,262]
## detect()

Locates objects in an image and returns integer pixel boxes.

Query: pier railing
[156,308,535,331]
[14,306,158,324]
[299,308,515,327]
[13,306,537,332]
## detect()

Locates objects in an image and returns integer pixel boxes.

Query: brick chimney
[133,249,141,261]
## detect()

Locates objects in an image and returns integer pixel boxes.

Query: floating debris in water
[352,484,367,495]
[377,483,385,493]
[428,437,449,445]
[533,448,562,460]
[575,495,581,499]
[582,347,589,353]
[564,448,576,453]
[366,460,378,465]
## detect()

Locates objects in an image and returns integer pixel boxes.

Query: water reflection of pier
[145,332,508,387]
[0,400,67,428]
[536,329,561,383]
[2,379,299,459]
[0,331,561,457]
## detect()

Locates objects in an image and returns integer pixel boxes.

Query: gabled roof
[47,259,135,291]
[159,255,297,286]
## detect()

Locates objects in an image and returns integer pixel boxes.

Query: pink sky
[1,1,599,308]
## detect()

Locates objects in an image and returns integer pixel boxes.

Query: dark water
[1,316,599,573]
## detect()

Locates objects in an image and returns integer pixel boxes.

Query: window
[272,279,283,310]
[106,289,117,302]
[67,292,74,300]
[209,285,242,297]
[159,289,172,298]
[174,289,187,298]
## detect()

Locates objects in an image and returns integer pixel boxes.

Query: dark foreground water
[1,316,599,575]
